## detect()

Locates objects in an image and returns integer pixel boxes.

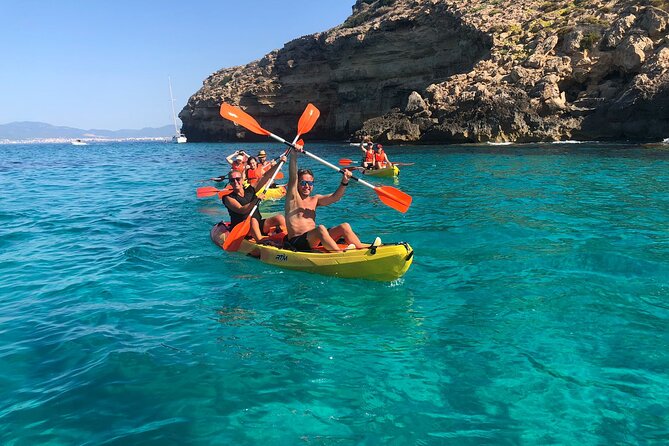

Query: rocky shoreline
[180,0,669,143]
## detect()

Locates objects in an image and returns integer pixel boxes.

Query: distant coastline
[0,121,175,142]
[0,137,174,145]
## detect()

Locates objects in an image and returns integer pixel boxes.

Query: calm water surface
[1,141,668,445]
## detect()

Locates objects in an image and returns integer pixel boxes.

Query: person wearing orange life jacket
[360,142,375,169]
[209,150,248,183]
[374,144,391,169]
[245,156,265,187]
[226,150,249,175]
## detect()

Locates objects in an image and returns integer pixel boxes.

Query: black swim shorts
[287,233,311,251]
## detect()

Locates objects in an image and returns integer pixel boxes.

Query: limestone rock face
[613,35,654,72]
[181,0,490,141]
[180,0,669,143]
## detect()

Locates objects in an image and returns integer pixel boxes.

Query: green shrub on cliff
[580,31,600,49]
[582,15,609,26]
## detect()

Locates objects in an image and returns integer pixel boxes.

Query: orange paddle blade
[220,103,270,136]
[339,158,354,165]
[297,104,320,136]
[274,171,284,180]
[197,185,232,198]
[223,216,251,251]
[217,188,233,199]
[374,186,412,213]
[196,186,221,198]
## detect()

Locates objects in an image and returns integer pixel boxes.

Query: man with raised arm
[284,147,365,252]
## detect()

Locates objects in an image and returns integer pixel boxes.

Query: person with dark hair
[361,142,375,169]
[245,156,264,187]
[284,147,364,252]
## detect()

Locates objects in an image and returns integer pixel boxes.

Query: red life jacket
[246,166,263,180]
[232,162,245,173]
[364,149,374,163]
[375,150,385,162]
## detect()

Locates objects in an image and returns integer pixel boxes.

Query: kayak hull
[363,165,399,177]
[210,222,413,281]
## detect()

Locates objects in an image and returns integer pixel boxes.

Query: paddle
[221,104,320,251]
[197,185,233,198]
[219,103,412,213]
[220,103,319,151]
[220,104,271,136]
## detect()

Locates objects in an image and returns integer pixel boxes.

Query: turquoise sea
[1,141,668,445]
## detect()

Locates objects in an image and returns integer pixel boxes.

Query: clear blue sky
[1,0,353,130]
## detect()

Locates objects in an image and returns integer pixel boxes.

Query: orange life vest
[232,162,245,173]
[364,149,374,163]
[246,166,263,181]
[375,150,385,162]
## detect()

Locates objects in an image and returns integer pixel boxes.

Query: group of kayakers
[216,145,378,253]
[360,136,392,170]
[211,149,279,188]
[209,103,414,280]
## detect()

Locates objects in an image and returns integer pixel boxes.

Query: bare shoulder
[305,195,321,207]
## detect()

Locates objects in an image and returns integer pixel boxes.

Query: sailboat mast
[169,76,180,135]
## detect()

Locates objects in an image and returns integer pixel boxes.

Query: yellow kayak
[261,185,286,201]
[363,165,399,178]
[210,222,413,281]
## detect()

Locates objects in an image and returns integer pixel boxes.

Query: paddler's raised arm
[317,169,351,207]
[287,148,299,192]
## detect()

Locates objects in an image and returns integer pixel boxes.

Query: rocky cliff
[180,0,669,143]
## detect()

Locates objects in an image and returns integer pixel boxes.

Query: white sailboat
[169,77,187,143]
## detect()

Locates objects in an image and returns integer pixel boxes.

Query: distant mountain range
[0,121,175,140]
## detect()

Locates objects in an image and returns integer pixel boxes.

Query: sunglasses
[299,180,314,187]
[229,177,243,183]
